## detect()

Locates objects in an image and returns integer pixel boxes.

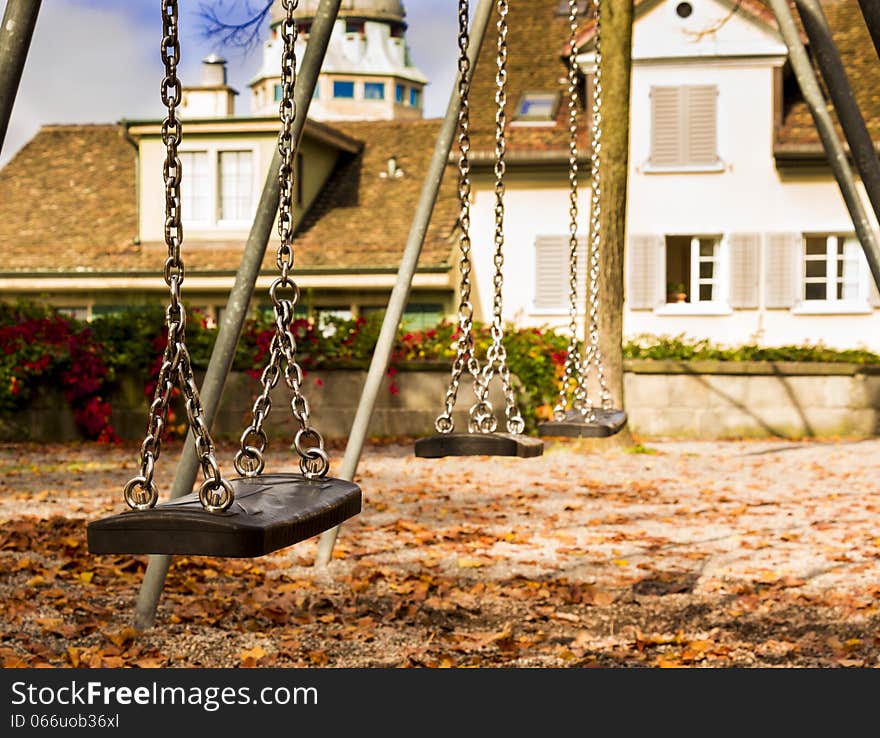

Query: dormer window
[514,91,560,123]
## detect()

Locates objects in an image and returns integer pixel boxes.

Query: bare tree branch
[196,0,275,53]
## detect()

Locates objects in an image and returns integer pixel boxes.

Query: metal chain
[435,0,484,435]
[472,0,524,435]
[124,0,233,513]
[555,0,589,422]
[234,0,330,479]
[580,0,613,415]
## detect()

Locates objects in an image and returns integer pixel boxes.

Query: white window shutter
[534,236,573,311]
[650,87,682,167]
[728,233,760,309]
[764,233,799,308]
[627,235,665,310]
[685,85,719,166]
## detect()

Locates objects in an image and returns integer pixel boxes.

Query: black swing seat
[414,432,544,459]
[537,408,627,438]
[87,473,361,558]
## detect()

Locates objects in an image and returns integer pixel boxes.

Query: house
[0,0,455,329]
[2,0,880,352]
[463,0,880,350]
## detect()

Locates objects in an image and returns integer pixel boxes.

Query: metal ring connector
[233,446,265,478]
[198,478,235,513]
[123,476,159,511]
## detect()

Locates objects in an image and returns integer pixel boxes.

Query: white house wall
[467,0,880,352]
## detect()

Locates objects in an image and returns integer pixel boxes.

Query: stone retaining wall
[3,361,879,442]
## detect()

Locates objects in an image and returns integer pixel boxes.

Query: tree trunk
[595,0,634,443]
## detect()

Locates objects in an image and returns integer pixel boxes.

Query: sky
[0,0,460,167]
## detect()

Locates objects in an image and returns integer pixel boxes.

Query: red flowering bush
[0,303,118,442]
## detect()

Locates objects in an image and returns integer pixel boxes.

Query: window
[296,152,304,207]
[676,2,693,17]
[514,92,560,122]
[409,87,421,108]
[58,306,89,321]
[274,83,283,102]
[665,235,723,304]
[218,151,253,222]
[345,20,365,34]
[180,151,210,222]
[402,303,444,331]
[395,83,405,104]
[802,235,867,303]
[650,85,719,168]
[333,80,355,99]
[364,82,385,100]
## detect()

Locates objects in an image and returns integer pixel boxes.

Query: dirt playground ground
[0,437,878,668]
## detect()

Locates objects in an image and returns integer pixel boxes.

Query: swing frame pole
[768,0,880,293]
[857,0,880,60]
[133,0,344,632]
[794,0,880,242]
[314,0,496,567]
[0,0,42,154]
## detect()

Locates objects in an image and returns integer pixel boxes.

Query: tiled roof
[777,0,880,148]
[290,118,457,269]
[469,0,588,159]
[0,119,457,274]
[0,124,139,271]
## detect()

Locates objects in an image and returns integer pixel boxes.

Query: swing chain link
[555,0,588,422]
[436,0,483,435]
[235,0,329,479]
[472,0,524,435]
[581,0,613,414]
[125,0,233,513]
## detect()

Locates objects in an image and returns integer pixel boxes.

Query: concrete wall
[4,363,879,443]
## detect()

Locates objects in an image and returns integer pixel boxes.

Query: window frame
[333,79,356,99]
[655,234,731,315]
[395,83,405,104]
[216,149,255,226]
[364,81,386,101]
[512,90,561,126]
[178,144,258,230]
[793,233,872,314]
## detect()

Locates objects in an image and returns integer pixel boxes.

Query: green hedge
[3,301,878,441]
[623,333,880,364]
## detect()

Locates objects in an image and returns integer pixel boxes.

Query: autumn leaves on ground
[0,437,878,668]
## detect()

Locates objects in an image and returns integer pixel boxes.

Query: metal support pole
[314,0,496,567]
[857,0,880,60]
[133,0,343,632]
[768,0,880,292]
[794,0,880,239]
[0,0,41,154]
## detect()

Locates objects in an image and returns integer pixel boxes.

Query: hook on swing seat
[86,473,361,558]
[537,408,627,439]
[414,432,544,459]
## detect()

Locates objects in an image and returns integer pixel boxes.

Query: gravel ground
[0,437,878,668]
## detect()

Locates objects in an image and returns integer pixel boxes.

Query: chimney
[180,55,239,118]
[201,54,228,86]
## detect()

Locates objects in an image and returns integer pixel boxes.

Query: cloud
[406,1,460,119]
[1,1,159,166]
[0,0,463,166]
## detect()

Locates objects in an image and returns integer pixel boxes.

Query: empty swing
[415,0,543,460]
[538,0,626,439]
[87,0,361,559]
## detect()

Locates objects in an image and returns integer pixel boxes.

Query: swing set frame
[4,0,880,631]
